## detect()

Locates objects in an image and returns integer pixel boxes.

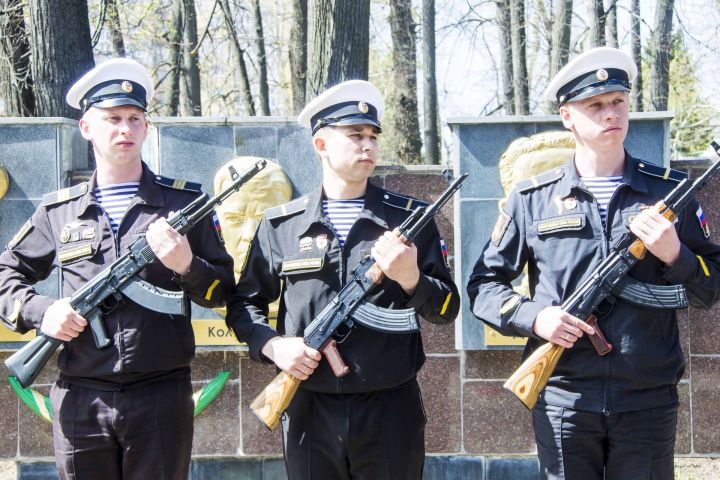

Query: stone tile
[486,456,539,480]
[422,455,484,479]
[690,356,720,453]
[0,124,61,199]
[418,356,461,453]
[190,457,286,480]
[676,382,690,454]
[191,380,239,455]
[17,461,56,480]
[689,304,720,355]
[420,321,455,355]
[463,381,535,454]
[276,126,320,197]
[240,358,283,455]
[17,386,53,458]
[0,353,18,458]
[464,350,525,380]
[191,350,241,380]
[233,126,279,160]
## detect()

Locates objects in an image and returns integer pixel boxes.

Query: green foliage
[667,34,718,158]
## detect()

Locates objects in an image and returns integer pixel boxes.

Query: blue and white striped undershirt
[322,198,364,247]
[581,175,623,224]
[94,182,140,233]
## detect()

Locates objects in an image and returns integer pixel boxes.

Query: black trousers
[533,403,677,480]
[50,374,194,480]
[282,378,427,480]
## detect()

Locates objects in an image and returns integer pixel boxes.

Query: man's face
[314,124,379,184]
[79,105,148,166]
[559,91,629,150]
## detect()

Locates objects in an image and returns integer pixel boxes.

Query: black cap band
[310,101,381,134]
[82,80,148,112]
[557,68,629,105]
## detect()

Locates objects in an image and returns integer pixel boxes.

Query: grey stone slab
[0,124,62,199]
[234,126,279,159]
[423,455,484,479]
[157,125,236,191]
[455,199,503,350]
[190,457,286,480]
[276,125,321,197]
[18,462,57,480]
[486,457,539,480]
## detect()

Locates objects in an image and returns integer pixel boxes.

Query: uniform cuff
[251,329,282,364]
[405,273,432,309]
[513,300,545,339]
[663,244,697,285]
[22,295,55,331]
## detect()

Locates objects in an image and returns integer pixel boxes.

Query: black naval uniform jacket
[467,154,720,413]
[226,182,460,394]
[0,162,234,387]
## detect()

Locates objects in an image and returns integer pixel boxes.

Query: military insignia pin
[121,81,133,93]
[596,69,609,81]
[60,226,71,243]
[81,227,96,240]
[563,196,577,210]
[299,236,313,252]
[358,101,369,114]
[315,234,328,251]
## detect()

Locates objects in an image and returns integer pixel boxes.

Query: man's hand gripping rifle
[504,143,720,410]
[5,160,267,388]
[250,173,468,430]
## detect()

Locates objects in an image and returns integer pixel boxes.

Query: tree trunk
[510,0,529,114]
[307,0,370,97]
[289,0,307,113]
[605,0,618,48]
[648,0,674,111]
[107,0,126,57]
[27,0,94,118]
[588,0,605,47]
[164,0,183,116]
[630,0,643,111]
[218,0,255,115]
[181,0,201,115]
[495,0,514,115]
[388,0,421,164]
[253,0,270,115]
[0,0,35,116]
[422,0,439,165]
[547,0,573,111]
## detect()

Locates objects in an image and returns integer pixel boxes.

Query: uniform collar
[295,181,389,238]
[77,161,166,215]
[557,150,649,197]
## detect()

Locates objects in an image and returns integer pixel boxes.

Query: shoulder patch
[637,162,687,183]
[8,220,33,248]
[41,183,88,206]
[382,191,428,212]
[153,175,202,192]
[517,168,565,193]
[266,196,310,220]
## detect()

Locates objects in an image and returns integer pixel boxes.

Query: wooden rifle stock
[249,371,301,430]
[503,342,565,410]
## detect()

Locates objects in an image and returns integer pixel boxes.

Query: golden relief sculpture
[485,131,576,346]
[0,166,8,200]
[212,156,292,321]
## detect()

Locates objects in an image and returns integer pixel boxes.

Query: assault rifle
[504,143,720,409]
[5,159,267,388]
[250,173,468,430]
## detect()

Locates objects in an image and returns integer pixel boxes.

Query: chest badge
[315,234,328,251]
[60,226,71,243]
[563,195,577,210]
[299,236,313,253]
[81,227,96,240]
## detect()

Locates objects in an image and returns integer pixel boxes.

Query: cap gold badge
[358,101,369,114]
[596,69,609,81]
[121,81,133,93]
